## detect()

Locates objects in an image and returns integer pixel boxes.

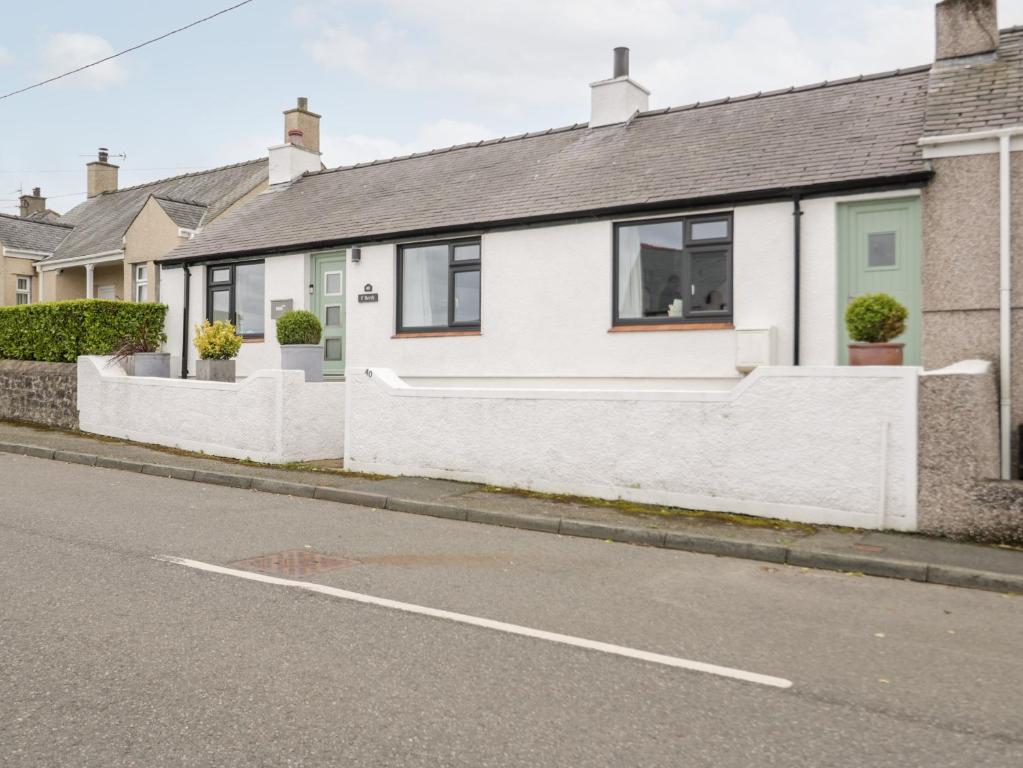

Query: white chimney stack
[589,47,650,128]
[268,98,322,185]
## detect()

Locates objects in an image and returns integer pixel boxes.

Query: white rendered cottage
[161,54,929,387]
[138,1,1023,537]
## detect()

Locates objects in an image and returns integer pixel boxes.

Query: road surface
[1,453,1021,766]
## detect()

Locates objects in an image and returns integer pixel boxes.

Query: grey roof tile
[0,213,72,253]
[925,26,1023,135]
[166,67,932,263]
[153,197,208,230]
[45,159,266,262]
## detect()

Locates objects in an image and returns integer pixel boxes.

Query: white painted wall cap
[921,359,993,376]
[588,75,651,95]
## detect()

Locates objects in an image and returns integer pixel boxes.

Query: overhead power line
[0,0,256,100]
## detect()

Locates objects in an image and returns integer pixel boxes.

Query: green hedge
[0,300,169,363]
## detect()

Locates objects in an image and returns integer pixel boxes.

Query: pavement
[1,452,1022,766]
[1,419,1023,594]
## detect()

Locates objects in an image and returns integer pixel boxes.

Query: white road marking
[155,555,793,690]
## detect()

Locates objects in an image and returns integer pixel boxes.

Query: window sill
[241,336,265,343]
[392,330,481,339]
[608,322,734,333]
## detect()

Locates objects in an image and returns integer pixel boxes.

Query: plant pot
[848,342,904,366]
[130,352,171,378]
[281,344,324,382]
[196,358,236,382]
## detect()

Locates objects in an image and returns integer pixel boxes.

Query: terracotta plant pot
[848,342,904,366]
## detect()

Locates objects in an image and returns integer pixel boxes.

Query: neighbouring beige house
[0,204,71,306]
[32,150,269,304]
[0,153,270,307]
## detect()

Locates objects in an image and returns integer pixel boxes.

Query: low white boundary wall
[345,366,919,530]
[78,356,345,463]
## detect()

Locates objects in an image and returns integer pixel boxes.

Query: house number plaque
[358,284,378,303]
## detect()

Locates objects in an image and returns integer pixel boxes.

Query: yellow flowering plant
[193,320,242,360]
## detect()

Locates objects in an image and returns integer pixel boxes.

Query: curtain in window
[618,226,644,318]
[402,245,448,327]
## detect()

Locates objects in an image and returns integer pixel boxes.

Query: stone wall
[918,360,1023,543]
[0,360,78,429]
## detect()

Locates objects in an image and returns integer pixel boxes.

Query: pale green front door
[837,198,922,365]
[312,251,346,377]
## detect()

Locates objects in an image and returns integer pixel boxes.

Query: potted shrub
[193,320,242,381]
[111,324,169,377]
[276,309,324,382]
[845,293,908,366]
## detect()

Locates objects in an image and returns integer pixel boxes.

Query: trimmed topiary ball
[845,293,908,343]
[276,309,323,345]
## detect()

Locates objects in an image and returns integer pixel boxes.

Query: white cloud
[322,118,495,166]
[228,118,494,170]
[297,0,1023,115]
[40,32,126,89]
[0,47,12,66]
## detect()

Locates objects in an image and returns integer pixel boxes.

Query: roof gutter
[160,172,933,267]
[38,248,124,271]
[2,247,52,260]
[921,126,1022,479]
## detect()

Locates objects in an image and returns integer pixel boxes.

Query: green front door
[312,251,346,377]
[837,198,922,365]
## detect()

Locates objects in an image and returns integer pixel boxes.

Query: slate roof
[0,213,72,253]
[154,196,208,230]
[925,26,1023,136]
[45,159,266,263]
[25,210,63,224]
[166,66,932,263]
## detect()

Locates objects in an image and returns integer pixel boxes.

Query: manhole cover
[229,549,359,577]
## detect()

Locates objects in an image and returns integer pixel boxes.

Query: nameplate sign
[358,293,379,303]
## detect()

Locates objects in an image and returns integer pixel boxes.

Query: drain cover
[229,549,359,577]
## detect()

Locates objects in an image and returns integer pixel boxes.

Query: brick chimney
[936,0,999,60]
[87,147,118,198]
[19,187,45,218]
[590,47,650,128]
[268,100,322,185]
[283,97,321,153]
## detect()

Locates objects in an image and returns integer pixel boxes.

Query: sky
[2,0,1023,215]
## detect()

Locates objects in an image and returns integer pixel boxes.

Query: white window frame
[134,264,148,302]
[323,270,344,296]
[15,275,31,305]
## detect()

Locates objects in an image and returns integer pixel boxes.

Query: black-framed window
[206,261,265,337]
[613,214,733,326]
[397,238,481,332]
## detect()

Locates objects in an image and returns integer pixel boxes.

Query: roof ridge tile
[101,157,266,196]
[0,211,73,229]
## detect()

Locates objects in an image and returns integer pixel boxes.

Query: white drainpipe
[920,127,1020,479]
[999,133,1013,479]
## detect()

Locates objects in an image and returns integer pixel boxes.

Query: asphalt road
[1,454,1021,767]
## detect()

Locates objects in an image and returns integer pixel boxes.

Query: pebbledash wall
[77,355,344,463]
[0,360,78,429]
[345,365,920,531]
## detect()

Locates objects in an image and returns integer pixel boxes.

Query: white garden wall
[77,356,344,463]
[345,366,919,530]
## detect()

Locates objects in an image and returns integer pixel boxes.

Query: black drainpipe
[792,193,803,366]
[180,265,191,379]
